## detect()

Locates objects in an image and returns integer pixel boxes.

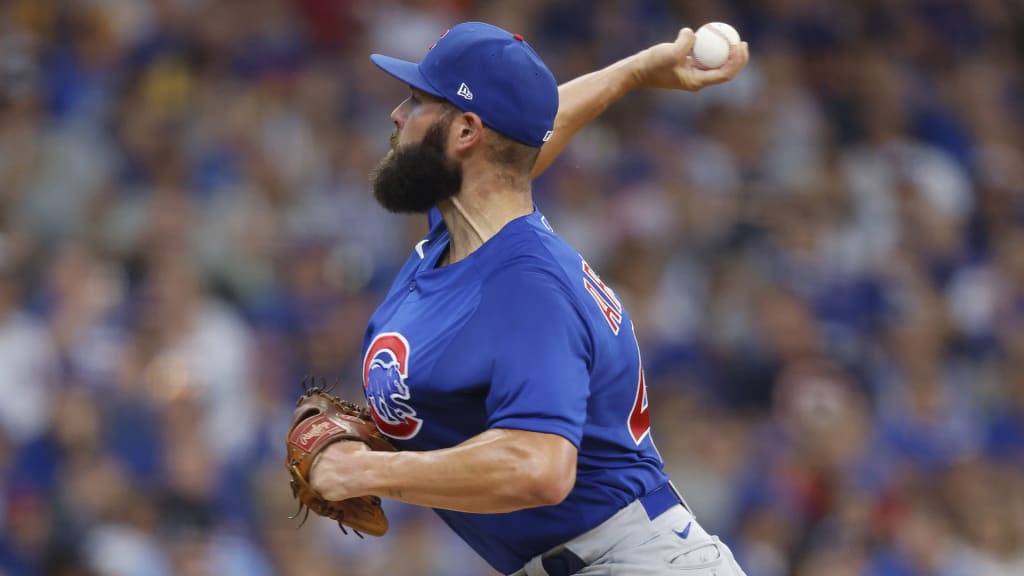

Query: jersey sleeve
[474,261,592,447]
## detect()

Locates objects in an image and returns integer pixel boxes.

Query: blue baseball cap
[371,22,558,148]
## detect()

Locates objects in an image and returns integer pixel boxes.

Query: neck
[436,168,533,265]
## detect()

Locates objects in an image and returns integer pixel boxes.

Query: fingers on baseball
[732,42,750,65]
[675,27,695,51]
[724,42,750,74]
[700,43,748,85]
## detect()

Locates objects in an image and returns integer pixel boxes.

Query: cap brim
[370,54,444,98]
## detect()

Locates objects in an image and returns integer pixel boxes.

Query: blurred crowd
[0,0,1022,574]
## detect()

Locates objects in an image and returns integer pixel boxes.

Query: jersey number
[629,362,651,444]
[579,257,650,444]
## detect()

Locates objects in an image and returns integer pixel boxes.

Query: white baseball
[691,22,741,69]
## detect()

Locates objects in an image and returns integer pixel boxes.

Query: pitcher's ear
[450,111,484,153]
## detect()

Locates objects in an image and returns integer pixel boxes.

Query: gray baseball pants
[509,485,747,576]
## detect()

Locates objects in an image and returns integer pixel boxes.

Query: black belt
[539,483,683,576]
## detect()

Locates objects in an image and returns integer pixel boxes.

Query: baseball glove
[285,379,396,537]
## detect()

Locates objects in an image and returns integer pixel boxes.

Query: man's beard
[371,118,463,214]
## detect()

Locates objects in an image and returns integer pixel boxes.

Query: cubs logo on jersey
[363,332,423,440]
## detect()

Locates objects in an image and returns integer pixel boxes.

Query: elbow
[521,453,576,507]
[528,463,577,504]
[493,431,578,509]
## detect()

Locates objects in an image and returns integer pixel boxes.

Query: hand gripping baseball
[285,378,396,537]
[633,27,749,91]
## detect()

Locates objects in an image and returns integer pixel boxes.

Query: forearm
[532,54,645,177]
[346,429,576,513]
[531,29,748,178]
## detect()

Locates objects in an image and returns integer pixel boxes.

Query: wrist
[310,441,380,500]
[358,449,395,498]
[625,48,654,91]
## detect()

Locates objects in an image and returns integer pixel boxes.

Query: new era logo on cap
[457,82,473,101]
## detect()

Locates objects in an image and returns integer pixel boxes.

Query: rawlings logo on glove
[285,378,397,537]
[293,418,344,449]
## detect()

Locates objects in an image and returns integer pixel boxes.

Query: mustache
[390,130,398,151]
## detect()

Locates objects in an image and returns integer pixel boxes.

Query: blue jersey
[362,208,669,574]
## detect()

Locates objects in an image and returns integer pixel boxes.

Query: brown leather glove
[285,382,396,537]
